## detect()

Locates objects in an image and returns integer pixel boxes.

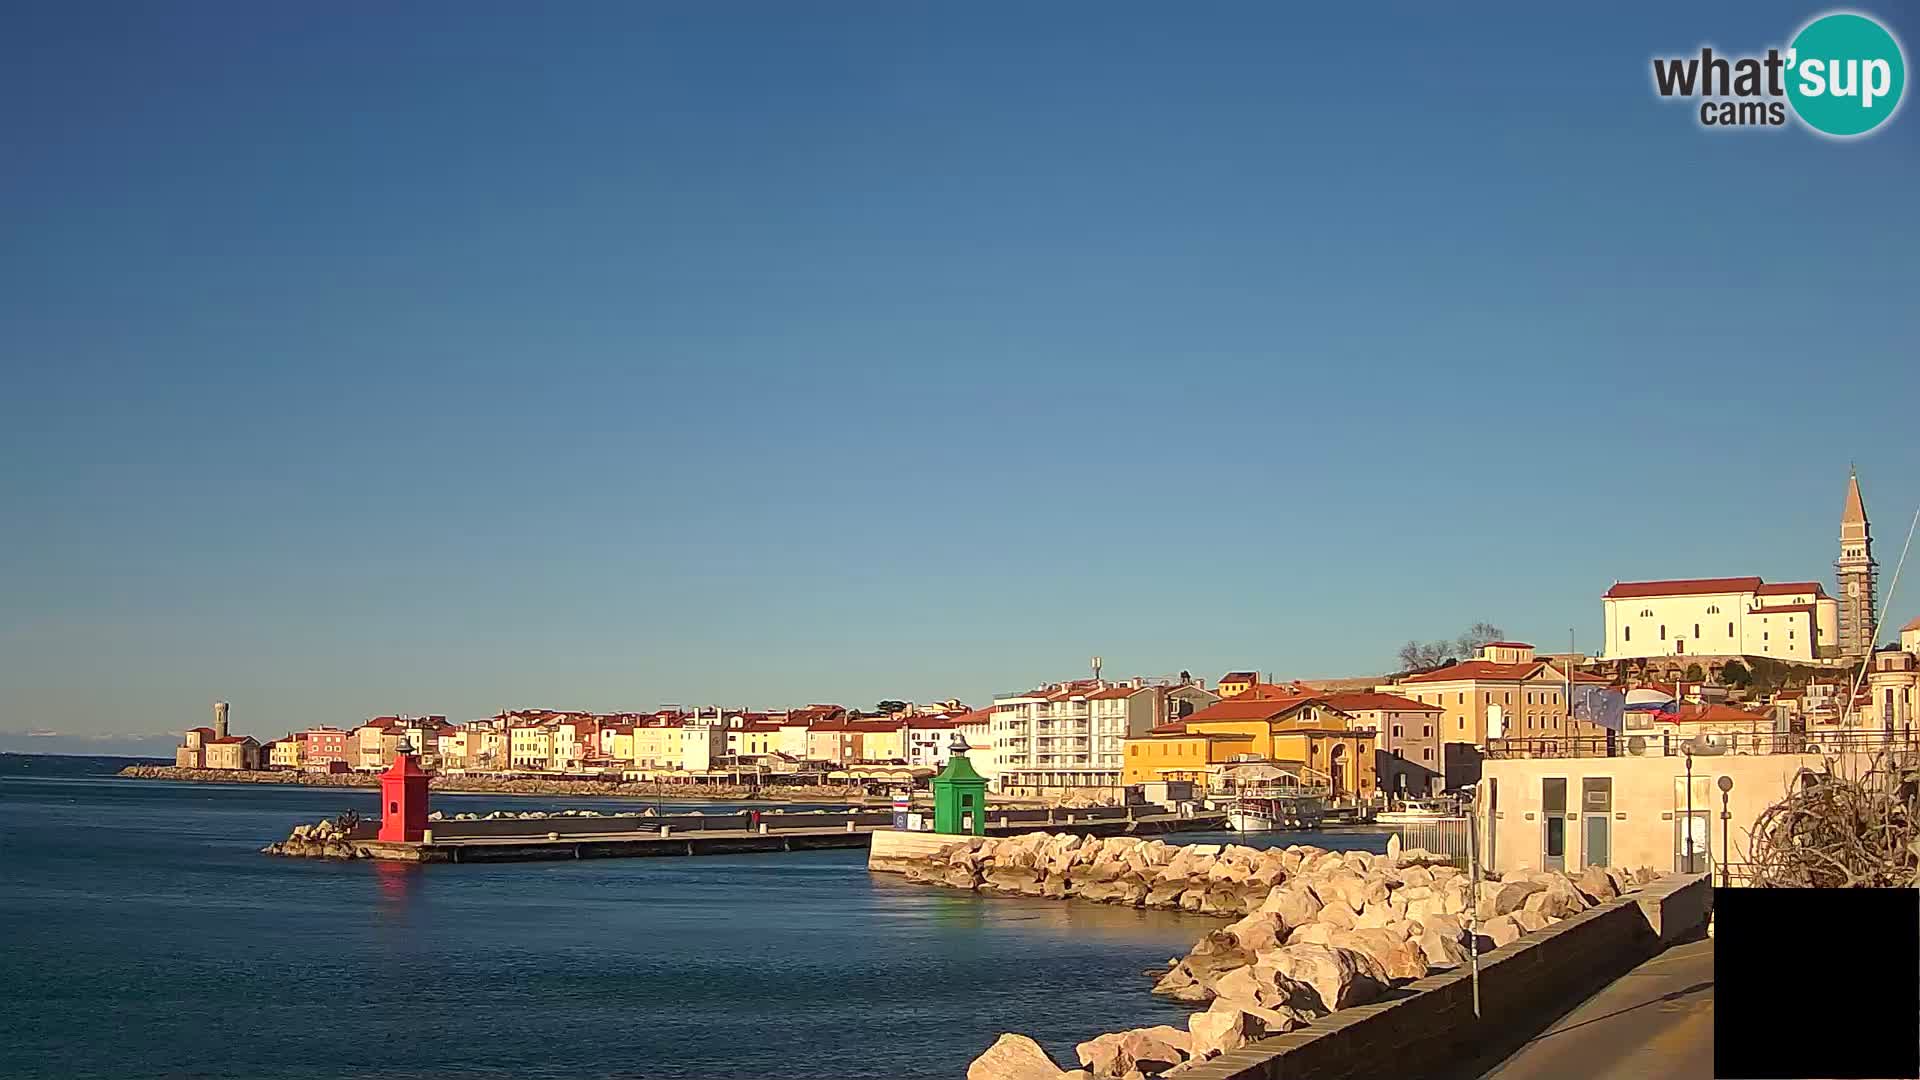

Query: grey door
[1541,778,1567,872]
[1582,778,1612,868]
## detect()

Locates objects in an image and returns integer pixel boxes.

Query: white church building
[1600,577,1839,663]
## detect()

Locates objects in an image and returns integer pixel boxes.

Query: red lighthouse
[377,738,431,843]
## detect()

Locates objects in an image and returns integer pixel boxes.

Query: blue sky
[3,2,1916,751]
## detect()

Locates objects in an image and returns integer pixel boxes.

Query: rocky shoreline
[117,765,865,802]
[877,832,1658,1080]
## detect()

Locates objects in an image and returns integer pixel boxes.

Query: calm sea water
[0,755,1386,1080]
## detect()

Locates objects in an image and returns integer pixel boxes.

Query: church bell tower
[1836,467,1878,661]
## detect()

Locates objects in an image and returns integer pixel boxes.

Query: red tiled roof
[1087,686,1139,700]
[1398,661,1545,684]
[1756,582,1827,597]
[209,735,255,744]
[1237,681,1320,700]
[1904,615,1920,633]
[1218,671,1259,683]
[187,726,216,737]
[1146,720,1191,735]
[1604,577,1762,599]
[1652,704,1772,725]
[1319,691,1442,714]
[1179,695,1327,723]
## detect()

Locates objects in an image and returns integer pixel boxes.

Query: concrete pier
[296,810,1229,864]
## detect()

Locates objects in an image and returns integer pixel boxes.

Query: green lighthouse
[931,733,988,836]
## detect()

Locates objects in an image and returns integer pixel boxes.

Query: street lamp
[1717,774,1734,887]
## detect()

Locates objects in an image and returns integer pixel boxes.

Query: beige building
[203,735,261,771]
[1478,743,1878,880]
[1385,642,1608,748]
[1320,691,1445,798]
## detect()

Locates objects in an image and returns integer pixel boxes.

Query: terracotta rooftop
[1318,691,1442,713]
[1756,582,1828,598]
[1651,704,1773,725]
[1399,660,1546,684]
[1218,671,1259,683]
[1604,577,1763,599]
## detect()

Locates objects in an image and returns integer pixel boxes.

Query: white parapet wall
[868,828,971,871]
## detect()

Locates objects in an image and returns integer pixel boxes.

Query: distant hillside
[1,752,170,778]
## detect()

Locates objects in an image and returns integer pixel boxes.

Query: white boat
[1375,796,1462,826]
[1224,785,1326,832]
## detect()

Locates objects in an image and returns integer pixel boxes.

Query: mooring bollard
[846,820,856,834]
[1065,813,1075,824]
[547,831,559,841]
[999,815,1009,829]
[421,829,434,844]
[660,825,672,838]
[758,823,769,835]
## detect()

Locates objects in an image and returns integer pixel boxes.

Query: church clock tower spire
[1836,466,1878,661]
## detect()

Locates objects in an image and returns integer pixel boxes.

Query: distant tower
[213,701,230,740]
[1091,655,1103,683]
[1837,467,1878,661]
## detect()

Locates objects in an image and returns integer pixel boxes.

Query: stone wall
[1180,873,1710,1080]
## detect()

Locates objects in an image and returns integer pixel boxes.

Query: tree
[1683,663,1705,683]
[1454,622,1507,658]
[1718,660,1752,688]
[1397,640,1453,672]
[1396,622,1506,673]
[875,700,909,716]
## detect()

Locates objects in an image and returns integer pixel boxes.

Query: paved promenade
[1480,934,1714,1080]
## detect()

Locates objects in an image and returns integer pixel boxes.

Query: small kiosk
[931,734,987,836]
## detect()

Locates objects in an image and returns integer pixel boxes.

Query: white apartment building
[1601,577,1839,663]
[993,677,1217,799]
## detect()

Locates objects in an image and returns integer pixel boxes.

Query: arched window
[1624,626,1632,642]
[1640,608,1654,618]
[1706,605,1720,614]
[1694,624,1700,637]
[1659,625,1667,640]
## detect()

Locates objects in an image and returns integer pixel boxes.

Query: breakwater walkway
[269,807,1229,863]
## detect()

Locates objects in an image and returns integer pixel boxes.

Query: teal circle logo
[1786,12,1906,136]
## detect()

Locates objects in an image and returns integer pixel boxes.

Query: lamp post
[1717,774,1734,887]
[1682,746,1694,873]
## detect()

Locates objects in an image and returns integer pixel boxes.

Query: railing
[1387,817,1473,868]
[1487,723,1920,759]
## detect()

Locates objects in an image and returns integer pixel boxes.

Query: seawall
[118,765,863,802]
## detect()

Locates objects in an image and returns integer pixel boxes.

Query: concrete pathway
[1481,935,1715,1080]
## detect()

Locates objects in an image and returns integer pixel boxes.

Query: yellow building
[1122,694,1377,799]
[1214,672,1259,699]
[267,737,304,770]
[631,720,687,771]
[509,724,553,770]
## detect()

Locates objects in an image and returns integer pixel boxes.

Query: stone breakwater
[262,817,366,859]
[117,765,862,802]
[875,832,1658,1080]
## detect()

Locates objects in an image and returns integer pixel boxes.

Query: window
[1728,622,1734,636]
[1392,725,1403,737]
[1706,605,1720,614]
[1763,632,1769,641]
[1422,748,1433,761]
[1659,625,1666,640]
[1640,608,1654,617]
[1625,627,1631,642]
[1423,725,1433,737]
[1693,623,1700,637]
